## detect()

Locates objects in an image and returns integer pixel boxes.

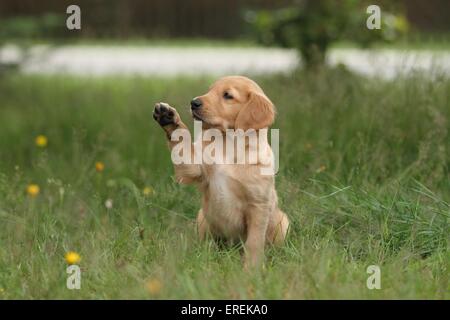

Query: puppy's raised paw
[153,102,179,127]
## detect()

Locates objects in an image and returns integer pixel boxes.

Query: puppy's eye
[223,92,233,100]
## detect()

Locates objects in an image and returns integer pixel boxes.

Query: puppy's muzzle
[190,98,202,110]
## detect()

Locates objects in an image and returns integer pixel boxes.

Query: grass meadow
[0,68,448,299]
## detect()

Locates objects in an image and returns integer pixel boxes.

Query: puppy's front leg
[244,208,270,269]
[153,102,202,184]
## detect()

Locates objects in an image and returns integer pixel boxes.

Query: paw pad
[153,103,177,126]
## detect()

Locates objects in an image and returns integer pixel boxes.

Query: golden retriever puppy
[153,75,289,268]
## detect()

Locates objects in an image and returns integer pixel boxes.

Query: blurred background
[0,0,449,40]
[0,0,449,76]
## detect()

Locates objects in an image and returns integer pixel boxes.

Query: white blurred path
[1,45,449,78]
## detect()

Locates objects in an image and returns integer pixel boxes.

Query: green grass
[8,33,450,51]
[0,69,449,299]
[6,35,450,50]
[2,37,261,48]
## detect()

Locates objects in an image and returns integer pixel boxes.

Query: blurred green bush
[245,0,409,68]
[0,14,63,43]
[0,14,63,75]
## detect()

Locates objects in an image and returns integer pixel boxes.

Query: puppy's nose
[190,98,202,110]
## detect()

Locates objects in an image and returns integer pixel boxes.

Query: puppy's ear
[235,91,275,130]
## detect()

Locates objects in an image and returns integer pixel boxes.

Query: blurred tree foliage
[0,14,62,74]
[245,0,409,68]
[0,14,62,42]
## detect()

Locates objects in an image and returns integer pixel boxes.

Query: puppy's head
[190,76,275,131]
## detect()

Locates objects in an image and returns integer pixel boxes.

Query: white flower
[105,199,113,209]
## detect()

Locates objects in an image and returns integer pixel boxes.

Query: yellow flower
[95,161,105,172]
[35,135,48,148]
[26,184,40,197]
[145,278,162,296]
[142,187,153,196]
[0,288,4,294]
[316,165,327,173]
[65,251,81,265]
